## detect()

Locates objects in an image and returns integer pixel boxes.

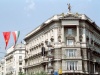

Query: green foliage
[40,71,47,75]
[18,72,25,75]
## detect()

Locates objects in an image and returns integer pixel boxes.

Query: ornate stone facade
[5,43,25,75]
[24,12,100,75]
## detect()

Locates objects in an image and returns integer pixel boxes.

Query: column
[61,26,64,46]
[26,69,28,75]
[45,64,48,72]
[54,28,58,48]
[77,25,79,42]
[48,31,50,42]
[82,26,86,47]
[54,28,58,43]
[89,32,91,44]
[94,63,95,74]
[93,34,95,46]
[82,26,86,42]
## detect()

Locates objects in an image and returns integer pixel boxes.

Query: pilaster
[61,26,65,46]
[77,25,79,42]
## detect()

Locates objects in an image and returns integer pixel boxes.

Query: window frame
[67,39,74,46]
[66,49,76,57]
[66,61,77,70]
[19,61,22,65]
[19,56,22,59]
[67,28,73,35]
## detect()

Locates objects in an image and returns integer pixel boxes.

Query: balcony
[66,34,75,38]
[47,54,54,58]
[47,65,53,69]
[62,56,82,60]
[41,57,48,64]
[19,59,23,62]
[24,57,49,68]
[87,45,100,56]
[62,70,83,74]
[93,59,100,64]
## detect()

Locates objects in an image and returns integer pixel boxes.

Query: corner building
[24,12,100,75]
[0,58,5,75]
[5,43,25,75]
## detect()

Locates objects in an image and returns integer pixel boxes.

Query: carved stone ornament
[50,37,54,42]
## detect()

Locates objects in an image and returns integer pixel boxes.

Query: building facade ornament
[67,3,71,12]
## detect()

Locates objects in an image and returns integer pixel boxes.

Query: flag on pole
[3,32,11,49]
[12,31,20,47]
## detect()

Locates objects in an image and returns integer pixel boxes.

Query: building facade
[24,12,100,75]
[5,43,25,75]
[0,58,5,75]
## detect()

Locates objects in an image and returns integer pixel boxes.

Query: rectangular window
[67,29,72,35]
[19,50,22,53]
[67,39,74,46]
[67,61,77,70]
[19,56,22,59]
[19,61,22,65]
[2,72,3,75]
[2,67,3,70]
[66,49,76,57]
[19,67,22,72]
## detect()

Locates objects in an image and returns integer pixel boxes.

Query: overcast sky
[0,0,100,59]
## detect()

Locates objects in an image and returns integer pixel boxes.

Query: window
[2,72,3,75]
[67,61,77,70]
[66,49,76,57]
[19,67,22,72]
[2,67,3,70]
[19,50,22,53]
[19,61,22,65]
[67,39,74,46]
[19,56,22,59]
[67,29,72,35]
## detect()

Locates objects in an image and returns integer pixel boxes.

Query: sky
[0,0,100,59]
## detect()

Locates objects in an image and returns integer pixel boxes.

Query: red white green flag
[12,31,20,47]
[3,32,11,49]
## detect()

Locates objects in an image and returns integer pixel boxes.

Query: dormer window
[67,28,72,35]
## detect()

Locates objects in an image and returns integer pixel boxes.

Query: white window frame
[19,56,22,59]
[67,39,74,46]
[66,49,76,57]
[67,61,77,70]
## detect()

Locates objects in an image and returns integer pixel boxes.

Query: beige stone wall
[24,14,100,75]
[62,60,82,71]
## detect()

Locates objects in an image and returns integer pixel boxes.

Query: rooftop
[24,12,100,40]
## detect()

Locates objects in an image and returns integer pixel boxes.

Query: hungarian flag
[3,32,11,49]
[12,31,20,47]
